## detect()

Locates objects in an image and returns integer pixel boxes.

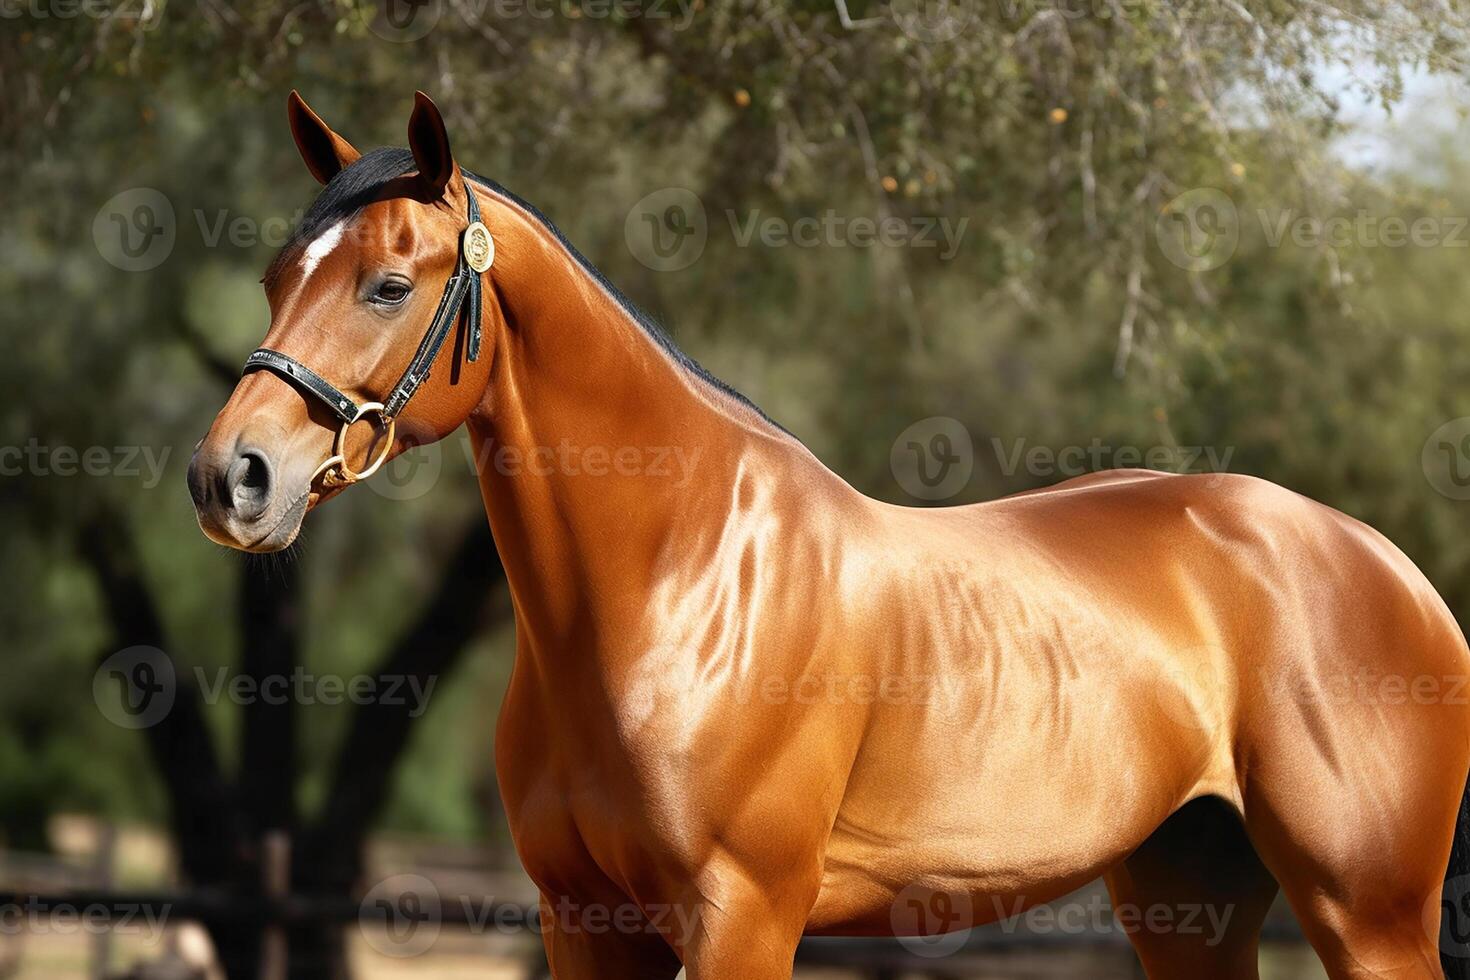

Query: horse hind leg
[1230,671,1470,980]
[1243,768,1458,979]
[1103,796,1279,979]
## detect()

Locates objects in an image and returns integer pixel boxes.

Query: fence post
[259,832,289,980]
[88,822,117,980]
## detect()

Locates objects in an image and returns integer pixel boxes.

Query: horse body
[814,471,1470,931]
[189,92,1470,978]
[472,176,1469,964]
[483,314,1470,961]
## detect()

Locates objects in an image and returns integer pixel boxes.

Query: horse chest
[495,675,698,901]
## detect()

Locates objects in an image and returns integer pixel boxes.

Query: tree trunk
[82,507,511,980]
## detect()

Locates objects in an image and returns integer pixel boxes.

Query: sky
[1319,58,1470,174]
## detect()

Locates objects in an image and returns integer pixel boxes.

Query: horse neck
[464,185,783,649]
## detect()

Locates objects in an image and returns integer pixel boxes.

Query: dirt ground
[3,818,1332,979]
[0,927,1331,979]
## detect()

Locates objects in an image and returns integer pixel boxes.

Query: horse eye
[372,280,412,306]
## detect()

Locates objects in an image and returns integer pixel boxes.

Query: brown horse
[188,91,1470,979]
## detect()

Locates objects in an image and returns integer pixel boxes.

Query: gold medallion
[463,221,494,273]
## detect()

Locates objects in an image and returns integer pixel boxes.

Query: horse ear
[407,91,454,199]
[287,91,360,185]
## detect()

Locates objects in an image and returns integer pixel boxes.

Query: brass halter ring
[310,402,397,488]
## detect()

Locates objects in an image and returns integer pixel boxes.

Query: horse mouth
[236,491,310,553]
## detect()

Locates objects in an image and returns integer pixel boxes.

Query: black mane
[267,147,776,428]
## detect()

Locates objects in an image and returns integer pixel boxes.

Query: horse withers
[188,91,1470,979]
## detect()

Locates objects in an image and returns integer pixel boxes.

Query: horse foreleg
[537,888,684,980]
[678,872,814,980]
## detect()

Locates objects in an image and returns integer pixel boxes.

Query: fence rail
[0,885,1310,979]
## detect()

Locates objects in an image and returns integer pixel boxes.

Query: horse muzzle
[187,438,310,552]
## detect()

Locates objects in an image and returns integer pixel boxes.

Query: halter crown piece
[242,188,492,488]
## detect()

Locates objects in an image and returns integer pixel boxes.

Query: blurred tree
[79,502,507,977]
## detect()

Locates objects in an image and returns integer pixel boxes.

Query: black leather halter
[242,188,491,486]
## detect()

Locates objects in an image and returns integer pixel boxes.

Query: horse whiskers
[242,539,303,580]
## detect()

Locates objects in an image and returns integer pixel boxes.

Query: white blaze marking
[299,221,346,279]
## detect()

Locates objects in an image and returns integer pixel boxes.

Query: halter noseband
[243,187,493,488]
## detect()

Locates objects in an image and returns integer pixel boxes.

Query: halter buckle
[311,402,396,489]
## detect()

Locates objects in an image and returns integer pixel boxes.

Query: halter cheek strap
[242,187,492,487]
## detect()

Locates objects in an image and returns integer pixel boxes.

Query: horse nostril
[225,449,273,519]
[240,452,270,491]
